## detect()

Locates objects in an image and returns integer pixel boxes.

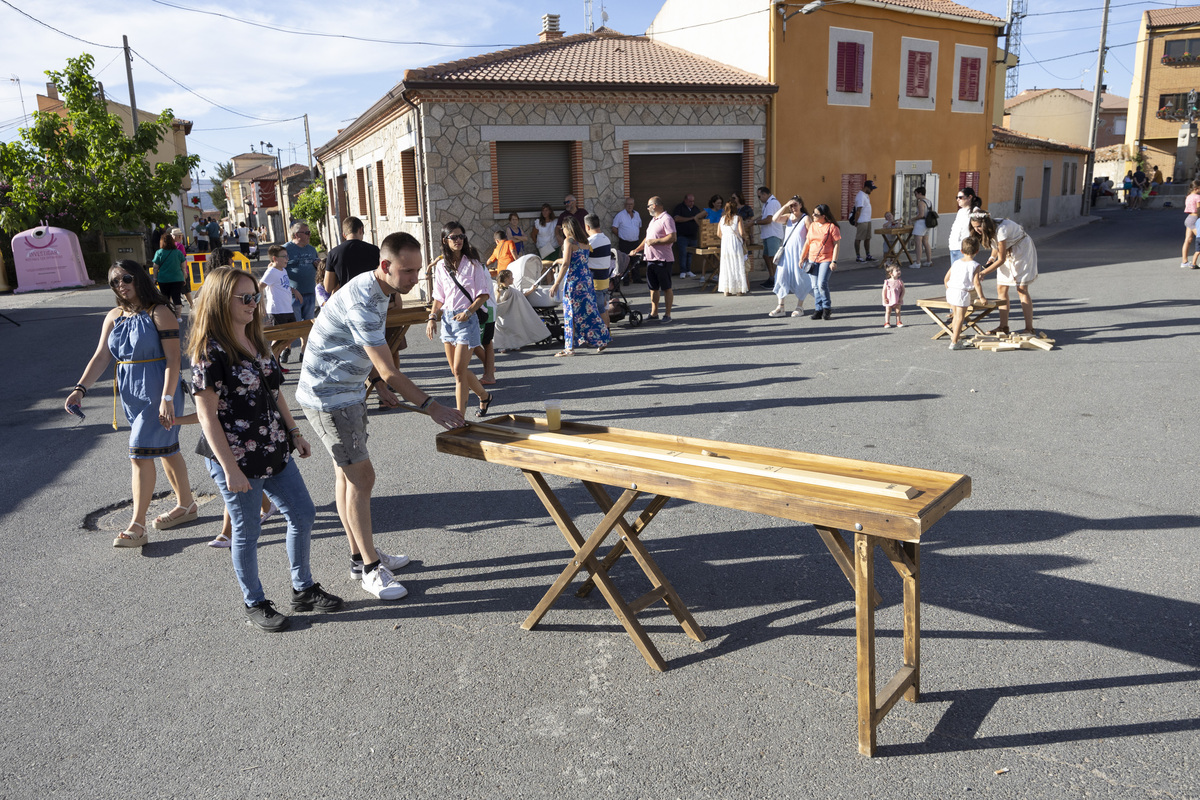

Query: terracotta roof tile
[992,124,1091,153]
[1146,7,1200,28]
[866,0,1004,25]
[1005,88,1128,111]
[404,28,774,91]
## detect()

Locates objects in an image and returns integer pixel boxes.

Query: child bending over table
[943,237,985,350]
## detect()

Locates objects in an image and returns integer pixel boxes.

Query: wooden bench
[437,416,971,756]
[916,295,1003,340]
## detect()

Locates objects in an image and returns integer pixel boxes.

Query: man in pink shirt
[630,196,677,322]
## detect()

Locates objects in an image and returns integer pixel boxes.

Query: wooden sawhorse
[916,296,1003,340]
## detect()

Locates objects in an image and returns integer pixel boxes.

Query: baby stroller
[607,251,642,327]
[509,254,563,345]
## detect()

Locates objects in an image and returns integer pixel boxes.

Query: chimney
[539,14,563,42]
[45,82,58,101]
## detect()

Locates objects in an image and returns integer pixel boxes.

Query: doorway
[1040,165,1052,227]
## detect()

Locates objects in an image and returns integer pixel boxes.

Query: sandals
[554,350,574,357]
[153,501,198,530]
[596,343,608,354]
[476,392,496,418]
[114,522,148,548]
[207,534,231,549]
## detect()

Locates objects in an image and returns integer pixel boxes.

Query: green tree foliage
[0,53,199,235]
[290,181,328,249]
[208,160,234,216]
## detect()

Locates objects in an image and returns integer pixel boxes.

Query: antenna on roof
[585,0,594,33]
[1005,0,1027,99]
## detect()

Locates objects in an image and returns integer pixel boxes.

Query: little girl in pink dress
[882,261,905,327]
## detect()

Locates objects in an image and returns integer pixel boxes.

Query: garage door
[628,142,744,250]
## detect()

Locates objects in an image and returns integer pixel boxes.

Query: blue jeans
[812,261,834,311]
[949,249,962,264]
[206,457,315,606]
[290,292,316,348]
[677,235,697,274]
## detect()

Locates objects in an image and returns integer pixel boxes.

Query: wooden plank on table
[467,421,919,500]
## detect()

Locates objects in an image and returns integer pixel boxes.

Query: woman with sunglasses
[64,261,196,547]
[797,204,842,320]
[189,266,340,632]
[948,187,981,264]
[427,222,495,416]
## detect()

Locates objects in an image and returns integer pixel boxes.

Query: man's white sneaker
[361,566,408,600]
[376,549,410,573]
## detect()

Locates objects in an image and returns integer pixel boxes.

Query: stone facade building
[314,19,774,293]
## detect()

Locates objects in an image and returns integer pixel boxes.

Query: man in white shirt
[236,222,251,256]
[853,180,877,262]
[753,187,783,289]
[611,197,642,284]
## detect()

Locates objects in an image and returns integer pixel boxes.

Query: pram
[509,254,563,345]
[606,250,642,327]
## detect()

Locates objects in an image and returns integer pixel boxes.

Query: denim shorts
[303,402,370,467]
[440,315,481,348]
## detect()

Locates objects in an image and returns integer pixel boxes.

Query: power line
[1025,0,1172,17]
[146,0,525,48]
[129,47,303,123]
[0,0,120,48]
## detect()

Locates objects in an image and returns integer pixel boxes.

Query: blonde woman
[189,266,340,632]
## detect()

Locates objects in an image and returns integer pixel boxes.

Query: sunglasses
[236,292,261,306]
[446,234,465,242]
[110,274,135,288]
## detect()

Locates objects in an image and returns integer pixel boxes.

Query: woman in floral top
[189,266,342,633]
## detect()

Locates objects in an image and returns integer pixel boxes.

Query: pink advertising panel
[12,226,93,293]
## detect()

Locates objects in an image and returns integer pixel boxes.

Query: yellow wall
[1125,13,1200,172]
[770,5,999,219]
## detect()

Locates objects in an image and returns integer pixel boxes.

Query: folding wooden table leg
[918,304,955,339]
[815,526,882,606]
[854,532,877,756]
[902,541,920,702]
[576,486,669,597]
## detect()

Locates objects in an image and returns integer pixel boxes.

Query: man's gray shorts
[303,402,370,467]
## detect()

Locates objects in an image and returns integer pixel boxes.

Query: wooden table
[264,305,429,373]
[880,225,914,265]
[689,243,762,292]
[436,415,971,756]
[916,295,1003,340]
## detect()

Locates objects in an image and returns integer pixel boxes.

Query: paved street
[1,208,1197,799]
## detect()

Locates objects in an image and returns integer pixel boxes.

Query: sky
[0,0,1170,179]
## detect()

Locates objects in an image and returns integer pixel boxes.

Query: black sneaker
[290,582,344,612]
[245,600,290,632]
[281,347,291,363]
[811,310,823,320]
[823,308,832,320]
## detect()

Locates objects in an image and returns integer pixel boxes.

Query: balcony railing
[1162,54,1200,65]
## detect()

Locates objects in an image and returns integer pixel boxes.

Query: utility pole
[122,35,138,129]
[1081,0,1110,216]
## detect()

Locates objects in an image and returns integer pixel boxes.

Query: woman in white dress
[767,196,812,317]
[716,201,749,296]
[910,186,932,268]
[971,210,1038,334]
[947,187,980,264]
[534,204,558,258]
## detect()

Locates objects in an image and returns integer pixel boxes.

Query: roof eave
[401,80,777,95]
[850,0,1005,28]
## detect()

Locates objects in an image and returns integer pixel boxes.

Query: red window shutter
[375,161,387,217]
[356,168,367,215]
[837,41,864,94]
[907,51,931,98]
[958,171,980,192]
[959,57,980,102]
[400,149,418,217]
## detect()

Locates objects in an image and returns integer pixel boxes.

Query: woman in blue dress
[65,261,196,547]
[767,196,814,318]
[550,216,611,356]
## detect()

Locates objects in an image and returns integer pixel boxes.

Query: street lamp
[260,141,289,241]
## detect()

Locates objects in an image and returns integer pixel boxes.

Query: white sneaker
[376,549,410,572]
[260,501,277,525]
[361,566,408,600]
[949,340,968,350]
[791,309,804,317]
[1183,262,1193,269]
[768,307,786,317]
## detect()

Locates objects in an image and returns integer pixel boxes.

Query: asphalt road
[1,207,1197,799]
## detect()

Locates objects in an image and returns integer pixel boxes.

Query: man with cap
[853,180,877,263]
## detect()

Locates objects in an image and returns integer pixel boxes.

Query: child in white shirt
[261,244,303,365]
[943,237,986,350]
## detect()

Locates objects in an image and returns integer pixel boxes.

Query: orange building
[650,0,1005,243]
[1124,6,1200,180]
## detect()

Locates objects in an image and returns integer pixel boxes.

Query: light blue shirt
[295,271,388,411]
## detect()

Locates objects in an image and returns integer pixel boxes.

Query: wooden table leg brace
[919,304,996,340]
[854,532,921,756]
[520,471,706,672]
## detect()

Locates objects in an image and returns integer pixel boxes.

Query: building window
[958,57,981,102]
[952,45,987,114]
[1113,116,1126,135]
[493,140,572,213]
[828,28,873,109]
[837,41,865,93]
[906,51,932,98]
[1164,38,1200,57]
[356,167,367,215]
[1158,93,1190,121]
[959,171,981,192]
[375,161,387,217]
[399,149,419,217]
[1014,175,1023,213]
[841,173,866,220]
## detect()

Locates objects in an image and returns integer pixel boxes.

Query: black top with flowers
[192,340,289,479]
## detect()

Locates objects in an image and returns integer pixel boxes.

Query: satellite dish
[602,9,609,22]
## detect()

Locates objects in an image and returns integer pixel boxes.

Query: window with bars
[958,57,981,102]
[841,173,866,220]
[493,141,572,213]
[906,51,932,98]
[836,41,865,94]
[356,167,367,215]
[399,149,419,217]
[375,161,387,217]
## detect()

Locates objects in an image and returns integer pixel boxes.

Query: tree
[290,181,328,249]
[0,53,198,235]
[208,160,234,217]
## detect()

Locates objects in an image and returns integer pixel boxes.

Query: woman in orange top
[486,229,517,275]
[799,203,842,320]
